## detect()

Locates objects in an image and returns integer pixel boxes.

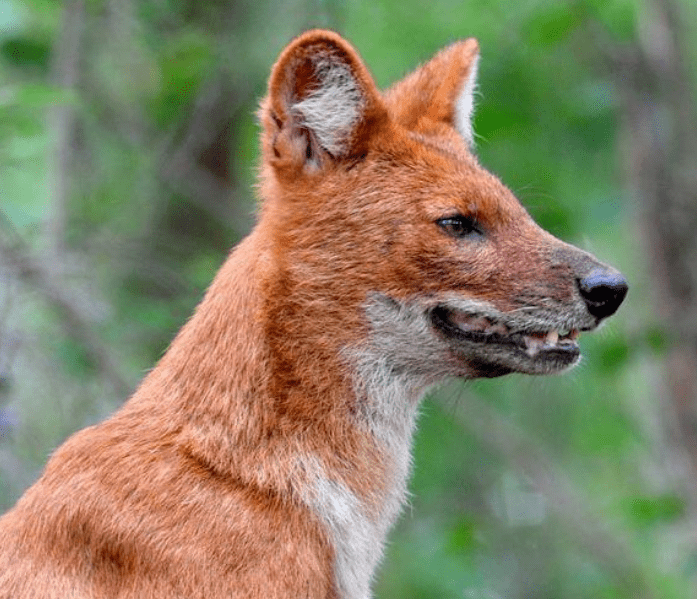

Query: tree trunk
[606,0,697,506]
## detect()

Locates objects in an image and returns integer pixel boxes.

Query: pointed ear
[260,30,387,174]
[385,39,480,147]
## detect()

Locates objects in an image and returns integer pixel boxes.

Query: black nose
[577,269,628,320]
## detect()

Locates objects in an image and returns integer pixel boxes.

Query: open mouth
[430,306,581,373]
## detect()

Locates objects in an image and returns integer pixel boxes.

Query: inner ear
[261,30,386,171]
[290,51,366,157]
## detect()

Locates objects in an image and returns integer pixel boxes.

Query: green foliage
[595,336,632,374]
[624,495,685,528]
[587,0,639,40]
[644,325,670,355]
[523,3,586,47]
[153,31,213,126]
[1,35,50,71]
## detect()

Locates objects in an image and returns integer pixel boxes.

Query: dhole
[0,30,627,598]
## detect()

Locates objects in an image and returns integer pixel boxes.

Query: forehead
[385,130,523,226]
[407,129,476,165]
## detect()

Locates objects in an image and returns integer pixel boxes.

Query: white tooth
[545,331,559,345]
[524,335,542,357]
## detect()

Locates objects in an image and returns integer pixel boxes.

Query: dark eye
[436,215,481,238]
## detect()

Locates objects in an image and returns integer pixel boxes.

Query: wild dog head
[258,30,628,384]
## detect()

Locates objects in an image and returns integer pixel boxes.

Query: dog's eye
[436,215,481,238]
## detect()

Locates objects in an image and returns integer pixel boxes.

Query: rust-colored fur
[0,30,626,598]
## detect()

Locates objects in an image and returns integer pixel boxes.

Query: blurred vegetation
[1,0,697,597]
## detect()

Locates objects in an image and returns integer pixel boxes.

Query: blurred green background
[1,0,697,597]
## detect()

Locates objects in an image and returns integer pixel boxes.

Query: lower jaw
[454,345,580,378]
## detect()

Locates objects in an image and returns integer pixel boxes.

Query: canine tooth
[524,335,542,357]
[545,331,559,345]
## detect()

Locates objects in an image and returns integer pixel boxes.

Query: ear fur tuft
[453,51,479,146]
[261,30,385,171]
[291,52,365,156]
